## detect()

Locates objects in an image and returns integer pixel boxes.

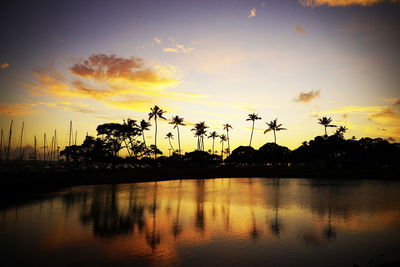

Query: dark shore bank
[1,160,399,207]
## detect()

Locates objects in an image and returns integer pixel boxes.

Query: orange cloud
[295,25,306,35]
[1,62,10,69]
[70,54,178,88]
[0,103,36,115]
[368,107,400,125]
[248,8,256,18]
[299,0,399,7]
[294,89,320,103]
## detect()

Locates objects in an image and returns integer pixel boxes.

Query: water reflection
[1,178,400,266]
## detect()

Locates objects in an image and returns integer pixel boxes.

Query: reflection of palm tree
[165,132,174,152]
[139,119,151,147]
[195,180,206,233]
[172,180,183,238]
[318,116,336,136]
[208,131,219,154]
[247,113,262,147]
[169,116,185,155]
[264,119,287,144]
[146,182,160,250]
[270,179,283,236]
[223,124,232,155]
[323,188,336,240]
[148,105,167,158]
[250,211,261,241]
[219,134,227,158]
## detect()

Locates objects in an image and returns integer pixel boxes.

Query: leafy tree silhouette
[335,126,347,139]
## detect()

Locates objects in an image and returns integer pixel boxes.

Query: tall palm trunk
[273,130,276,144]
[177,126,181,155]
[124,139,132,157]
[212,137,215,154]
[142,133,146,147]
[154,117,157,159]
[249,120,255,147]
[221,141,224,158]
[168,138,174,151]
[324,126,327,136]
[226,129,230,155]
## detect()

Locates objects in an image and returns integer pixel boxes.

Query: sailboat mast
[6,120,13,161]
[69,120,72,146]
[0,129,3,160]
[44,133,46,161]
[53,129,57,161]
[34,135,37,161]
[19,121,24,160]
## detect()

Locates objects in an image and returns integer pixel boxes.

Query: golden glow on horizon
[1,1,400,155]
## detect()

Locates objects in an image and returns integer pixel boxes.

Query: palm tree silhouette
[169,116,185,155]
[223,123,232,155]
[247,113,262,147]
[191,122,208,151]
[264,119,287,144]
[335,126,348,138]
[318,116,336,136]
[165,132,175,152]
[148,105,166,158]
[208,131,219,154]
[139,119,151,147]
[219,134,227,158]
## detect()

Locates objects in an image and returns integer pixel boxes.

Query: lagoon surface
[1,178,400,266]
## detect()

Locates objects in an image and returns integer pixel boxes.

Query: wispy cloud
[299,0,398,7]
[1,62,10,69]
[163,44,194,54]
[311,105,387,116]
[248,8,256,18]
[0,103,35,115]
[368,107,400,124]
[311,105,400,139]
[36,100,97,114]
[295,24,306,35]
[294,89,320,103]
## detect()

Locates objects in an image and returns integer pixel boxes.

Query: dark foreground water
[1,178,400,266]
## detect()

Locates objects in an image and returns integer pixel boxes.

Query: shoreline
[1,166,399,208]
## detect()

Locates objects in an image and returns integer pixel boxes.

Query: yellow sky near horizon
[1,0,400,156]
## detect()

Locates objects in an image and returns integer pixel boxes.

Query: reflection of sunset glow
[1,178,400,265]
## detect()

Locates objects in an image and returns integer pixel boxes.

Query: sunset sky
[1,0,399,155]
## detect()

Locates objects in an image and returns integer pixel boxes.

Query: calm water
[1,178,400,266]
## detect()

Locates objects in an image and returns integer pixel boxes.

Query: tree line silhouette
[60,105,399,168]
